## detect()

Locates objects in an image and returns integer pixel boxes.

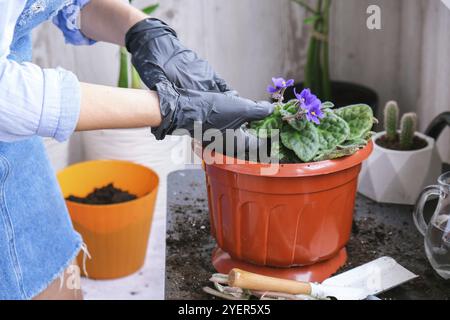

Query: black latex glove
[125,18,233,93]
[151,73,273,140]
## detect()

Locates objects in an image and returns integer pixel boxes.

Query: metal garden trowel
[225,257,418,300]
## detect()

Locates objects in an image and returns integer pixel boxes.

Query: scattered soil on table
[66,183,137,205]
[166,174,450,300]
[166,189,216,300]
[376,134,428,151]
[343,216,449,300]
[167,205,450,300]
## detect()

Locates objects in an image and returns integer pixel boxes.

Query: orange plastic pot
[57,160,159,279]
[202,142,373,276]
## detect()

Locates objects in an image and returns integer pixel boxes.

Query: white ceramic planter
[358,131,442,205]
[82,129,188,176]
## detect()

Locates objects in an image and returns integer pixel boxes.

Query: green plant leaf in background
[316,112,350,151]
[304,14,321,25]
[281,121,320,162]
[293,0,332,101]
[334,104,374,140]
[118,47,129,88]
[118,2,159,88]
[131,67,142,89]
[142,3,160,14]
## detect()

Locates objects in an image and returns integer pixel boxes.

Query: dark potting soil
[166,184,215,300]
[166,169,450,300]
[376,134,428,151]
[66,183,137,205]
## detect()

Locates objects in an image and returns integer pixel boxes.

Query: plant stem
[315,0,324,97]
[320,0,332,101]
[304,35,316,91]
[303,0,332,101]
[314,30,322,98]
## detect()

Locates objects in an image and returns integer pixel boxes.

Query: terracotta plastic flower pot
[202,142,373,282]
[58,160,159,279]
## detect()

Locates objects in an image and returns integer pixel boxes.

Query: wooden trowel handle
[228,269,312,295]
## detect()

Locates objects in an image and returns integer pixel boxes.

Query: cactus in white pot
[384,101,399,141]
[399,113,417,150]
[358,101,442,205]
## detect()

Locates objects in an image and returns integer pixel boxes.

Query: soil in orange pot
[66,183,137,205]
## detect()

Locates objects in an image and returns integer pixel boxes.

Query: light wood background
[33,0,450,166]
[30,0,450,300]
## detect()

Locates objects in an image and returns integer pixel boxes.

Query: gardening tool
[414,171,450,279]
[228,257,417,300]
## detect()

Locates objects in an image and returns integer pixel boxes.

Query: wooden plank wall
[33,0,450,163]
[331,0,450,161]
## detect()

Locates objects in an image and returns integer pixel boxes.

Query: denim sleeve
[38,68,81,142]
[52,0,96,45]
[0,59,81,143]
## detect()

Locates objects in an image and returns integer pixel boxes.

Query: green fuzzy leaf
[281,122,319,162]
[314,146,361,162]
[334,104,374,140]
[281,100,299,114]
[251,100,298,138]
[271,141,300,163]
[316,113,350,151]
[339,138,368,149]
[321,101,335,109]
[273,101,299,126]
[249,114,282,138]
[286,118,308,132]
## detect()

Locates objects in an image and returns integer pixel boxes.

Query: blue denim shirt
[0,0,94,142]
[0,0,93,300]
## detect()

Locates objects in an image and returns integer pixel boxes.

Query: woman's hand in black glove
[125,19,273,141]
[152,75,273,140]
[125,18,233,93]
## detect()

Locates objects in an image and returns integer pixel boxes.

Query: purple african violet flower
[294,88,318,107]
[267,77,295,94]
[304,101,325,124]
[294,88,324,124]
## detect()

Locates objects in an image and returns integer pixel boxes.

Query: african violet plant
[249,78,376,163]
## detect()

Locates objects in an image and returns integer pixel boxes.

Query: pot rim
[202,141,373,178]
[372,131,435,155]
[58,159,159,209]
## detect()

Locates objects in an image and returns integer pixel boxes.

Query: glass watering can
[414,172,450,279]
